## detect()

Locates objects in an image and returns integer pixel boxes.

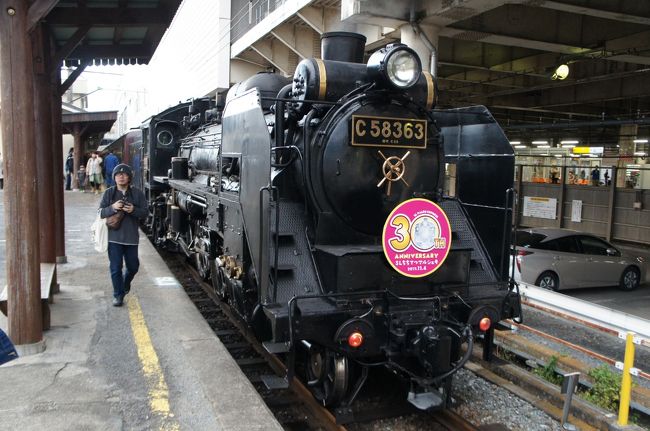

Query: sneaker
[112,297,123,307]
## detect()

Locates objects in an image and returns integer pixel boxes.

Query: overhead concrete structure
[225,0,649,151]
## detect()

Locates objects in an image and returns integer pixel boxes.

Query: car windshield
[516,231,547,248]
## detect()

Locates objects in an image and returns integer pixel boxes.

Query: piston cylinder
[170,205,187,233]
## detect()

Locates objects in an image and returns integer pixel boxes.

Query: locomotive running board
[262,341,290,353]
[260,341,291,389]
[260,375,289,390]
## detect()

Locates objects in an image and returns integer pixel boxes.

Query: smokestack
[320,32,366,63]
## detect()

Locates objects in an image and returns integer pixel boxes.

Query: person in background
[591,166,600,186]
[77,165,87,192]
[604,170,610,186]
[103,150,119,188]
[86,151,103,194]
[65,148,74,190]
[99,164,147,307]
[0,153,4,190]
[567,171,576,185]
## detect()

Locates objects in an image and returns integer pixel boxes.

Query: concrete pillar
[617,124,637,188]
[400,23,439,76]
[0,0,44,346]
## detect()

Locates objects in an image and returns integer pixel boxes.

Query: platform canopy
[62,110,118,135]
[32,0,182,68]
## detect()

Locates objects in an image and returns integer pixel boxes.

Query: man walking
[99,164,147,306]
[103,150,119,188]
[65,148,74,190]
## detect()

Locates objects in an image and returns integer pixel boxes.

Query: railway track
[161,250,486,431]
[483,317,650,429]
[164,250,339,430]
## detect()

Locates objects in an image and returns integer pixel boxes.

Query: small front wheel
[536,271,559,291]
[619,267,640,291]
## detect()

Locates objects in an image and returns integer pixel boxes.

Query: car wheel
[619,267,640,291]
[536,271,559,291]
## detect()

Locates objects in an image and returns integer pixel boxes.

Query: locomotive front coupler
[388,324,473,411]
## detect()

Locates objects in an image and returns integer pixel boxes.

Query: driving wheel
[193,224,211,280]
[306,346,349,407]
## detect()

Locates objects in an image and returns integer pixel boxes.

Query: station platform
[0,191,282,430]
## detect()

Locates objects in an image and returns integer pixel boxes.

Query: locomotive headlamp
[387,49,420,88]
[368,44,422,90]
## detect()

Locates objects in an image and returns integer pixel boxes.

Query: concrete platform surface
[0,191,282,431]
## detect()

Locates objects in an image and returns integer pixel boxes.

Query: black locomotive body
[143,33,521,411]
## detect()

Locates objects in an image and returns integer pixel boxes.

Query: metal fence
[231,0,288,43]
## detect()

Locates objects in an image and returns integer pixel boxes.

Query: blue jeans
[108,242,139,299]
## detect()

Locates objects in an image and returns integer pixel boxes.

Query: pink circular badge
[382,198,452,278]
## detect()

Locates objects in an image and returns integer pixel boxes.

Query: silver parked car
[512,228,646,291]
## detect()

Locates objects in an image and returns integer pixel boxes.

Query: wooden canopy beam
[47,7,172,25]
[59,61,88,95]
[27,0,59,32]
[52,24,90,68]
[67,44,152,62]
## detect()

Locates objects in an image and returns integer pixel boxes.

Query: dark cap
[112,163,133,181]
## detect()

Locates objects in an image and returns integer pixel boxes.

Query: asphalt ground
[563,242,650,320]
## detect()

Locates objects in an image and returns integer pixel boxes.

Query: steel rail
[518,282,650,345]
[183,261,346,431]
[431,409,480,431]
[508,321,650,382]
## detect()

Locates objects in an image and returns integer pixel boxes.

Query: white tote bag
[91,211,108,252]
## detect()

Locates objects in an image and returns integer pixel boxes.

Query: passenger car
[512,228,646,291]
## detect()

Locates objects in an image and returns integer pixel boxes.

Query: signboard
[573,146,603,155]
[351,115,427,148]
[382,198,452,278]
[523,196,557,220]
[571,200,582,222]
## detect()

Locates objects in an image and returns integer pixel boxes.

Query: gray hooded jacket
[99,186,147,245]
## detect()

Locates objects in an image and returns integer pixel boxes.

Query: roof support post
[0,0,44,346]
[71,125,86,190]
[51,68,67,264]
[33,24,57,272]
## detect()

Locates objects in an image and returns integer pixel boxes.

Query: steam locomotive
[133,32,522,413]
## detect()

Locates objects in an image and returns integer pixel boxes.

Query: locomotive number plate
[351,115,427,149]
